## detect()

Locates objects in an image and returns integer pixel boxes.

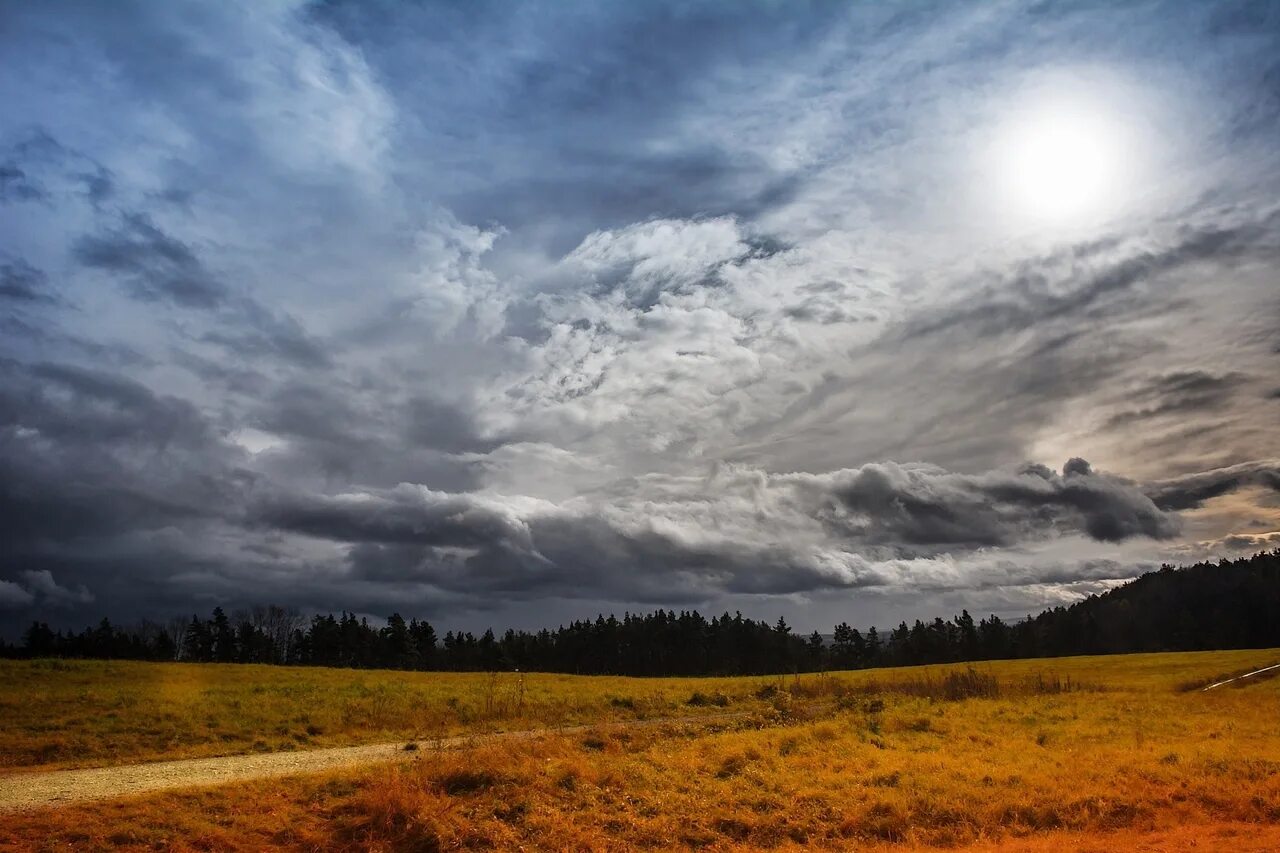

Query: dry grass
[2,649,1277,770]
[2,649,1279,850]
[0,659,783,770]
[1176,661,1280,692]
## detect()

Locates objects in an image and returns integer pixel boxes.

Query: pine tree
[210,607,236,663]
[23,622,56,657]
[807,631,825,668]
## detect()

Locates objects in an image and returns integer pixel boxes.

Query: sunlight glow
[987,85,1141,227]
[1004,112,1115,219]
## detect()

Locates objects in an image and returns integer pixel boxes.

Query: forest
[7,550,1279,675]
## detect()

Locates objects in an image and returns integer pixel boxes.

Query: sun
[986,85,1139,228]
[1003,109,1117,220]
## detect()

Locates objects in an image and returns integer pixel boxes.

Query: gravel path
[0,739,422,813]
[0,712,753,813]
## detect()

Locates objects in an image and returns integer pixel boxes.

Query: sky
[2,0,1279,637]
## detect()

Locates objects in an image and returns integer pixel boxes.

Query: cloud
[900,210,1280,344]
[561,217,751,307]
[1103,370,1247,428]
[253,484,541,551]
[246,458,1183,604]
[64,194,329,369]
[818,459,1178,546]
[4,360,215,449]
[2,0,1280,631]
[0,359,250,553]
[0,580,35,608]
[200,299,331,369]
[0,571,94,610]
[0,163,45,203]
[1216,531,1280,551]
[19,570,94,606]
[0,258,54,303]
[1145,461,1280,511]
[74,214,226,308]
[0,128,116,208]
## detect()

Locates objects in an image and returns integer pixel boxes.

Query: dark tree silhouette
[7,550,1279,676]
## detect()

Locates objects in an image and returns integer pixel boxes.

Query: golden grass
[0,659,783,770]
[3,648,1277,770]
[2,649,1279,850]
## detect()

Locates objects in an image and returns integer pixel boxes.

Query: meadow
[2,649,1278,851]
[0,659,790,771]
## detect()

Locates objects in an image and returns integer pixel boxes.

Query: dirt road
[0,713,752,813]
[0,738,420,814]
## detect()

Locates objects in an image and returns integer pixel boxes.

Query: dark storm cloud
[403,396,501,455]
[0,314,153,371]
[819,459,1178,547]
[72,209,329,368]
[253,381,362,446]
[1104,370,1247,428]
[208,374,491,498]
[0,360,250,546]
[0,580,35,608]
[1,128,116,207]
[252,486,532,550]
[3,360,214,448]
[0,258,54,303]
[74,214,227,309]
[1145,461,1280,511]
[245,458,1188,605]
[249,377,501,461]
[0,570,92,611]
[0,355,268,622]
[77,165,115,208]
[16,570,94,606]
[200,301,332,369]
[290,497,875,604]
[168,349,270,396]
[0,164,45,203]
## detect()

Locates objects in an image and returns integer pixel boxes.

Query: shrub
[435,768,500,795]
[755,683,780,700]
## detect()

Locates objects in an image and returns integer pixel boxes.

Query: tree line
[6,550,1279,674]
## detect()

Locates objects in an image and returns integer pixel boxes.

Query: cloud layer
[2,0,1279,633]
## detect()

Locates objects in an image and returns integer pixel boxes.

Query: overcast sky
[2,0,1278,636]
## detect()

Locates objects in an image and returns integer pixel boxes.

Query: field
[2,649,1279,851]
[0,659,791,771]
